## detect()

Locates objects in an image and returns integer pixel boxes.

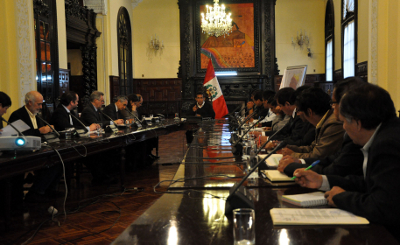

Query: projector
[0,136,41,151]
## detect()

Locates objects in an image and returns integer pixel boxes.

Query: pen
[291,160,320,180]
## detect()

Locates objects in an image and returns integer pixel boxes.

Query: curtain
[326,40,333,81]
[343,20,355,78]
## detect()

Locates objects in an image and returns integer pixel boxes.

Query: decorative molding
[66,0,88,22]
[369,0,378,85]
[33,0,50,17]
[132,0,143,9]
[15,0,36,106]
[84,0,107,15]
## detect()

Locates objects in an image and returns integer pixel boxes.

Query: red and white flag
[203,60,229,118]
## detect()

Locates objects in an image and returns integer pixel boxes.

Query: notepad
[270,208,370,225]
[282,192,327,207]
[257,154,282,167]
[261,170,294,182]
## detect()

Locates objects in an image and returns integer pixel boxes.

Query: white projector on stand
[0,136,41,151]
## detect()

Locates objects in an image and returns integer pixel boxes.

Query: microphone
[231,109,267,156]
[69,113,89,133]
[225,141,286,215]
[125,109,143,127]
[36,114,60,137]
[223,104,243,118]
[99,109,119,133]
[0,116,26,137]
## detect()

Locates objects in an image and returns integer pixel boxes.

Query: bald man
[9,91,53,136]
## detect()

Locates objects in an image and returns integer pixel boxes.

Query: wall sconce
[307,48,312,57]
[292,29,309,49]
[149,34,164,51]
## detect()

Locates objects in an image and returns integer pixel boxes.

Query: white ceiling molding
[132,0,143,9]
[83,0,107,15]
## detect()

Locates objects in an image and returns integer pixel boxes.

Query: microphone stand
[125,109,142,128]
[225,141,286,215]
[99,110,119,133]
[70,113,89,133]
[36,115,60,143]
[231,112,267,156]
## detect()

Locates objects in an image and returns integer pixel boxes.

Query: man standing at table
[9,91,62,203]
[81,91,123,127]
[51,91,99,131]
[293,83,400,242]
[103,95,128,121]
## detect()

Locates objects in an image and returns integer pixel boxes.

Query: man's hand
[39,125,52,134]
[89,123,99,131]
[293,169,323,189]
[277,155,300,172]
[264,141,277,150]
[132,103,138,111]
[247,101,254,109]
[324,186,345,207]
[192,105,198,112]
[282,147,294,156]
[114,119,124,125]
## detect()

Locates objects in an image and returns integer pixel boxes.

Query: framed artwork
[196,1,260,73]
[279,65,308,89]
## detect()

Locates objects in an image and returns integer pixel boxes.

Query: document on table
[270,208,369,225]
[0,119,30,136]
[257,154,282,167]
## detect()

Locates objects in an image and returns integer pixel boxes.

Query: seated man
[293,83,400,242]
[9,91,61,202]
[188,91,215,118]
[186,92,215,144]
[81,91,123,127]
[0,91,11,128]
[51,91,98,131]
[281,87,344,159]
[281,77,365,176]
[249,91,268,121]
[103,95,128,121]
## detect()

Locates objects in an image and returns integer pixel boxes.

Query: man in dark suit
[8,91,61,203]
[188,91,215,118]
[0,91,12,129]
[51,91,98,131]
[80,91,124,127]
[293,83,400,242]
[103,95,128,121]
[9,91,53,136]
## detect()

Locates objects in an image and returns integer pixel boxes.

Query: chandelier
[201,0,232,38]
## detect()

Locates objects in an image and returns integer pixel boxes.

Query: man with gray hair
[81,91,124,127]
[103,95,128,121]
[9,91,53,136]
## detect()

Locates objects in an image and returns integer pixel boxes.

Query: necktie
[68,112,73,125]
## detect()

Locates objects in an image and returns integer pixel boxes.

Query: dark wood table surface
[113,120,399,244]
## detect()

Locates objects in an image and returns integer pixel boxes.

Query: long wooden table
[112,120,399,244]
[0,119,183,229]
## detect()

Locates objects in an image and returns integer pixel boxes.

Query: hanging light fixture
[201,0,232,38]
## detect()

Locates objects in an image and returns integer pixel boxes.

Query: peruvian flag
[203,60,229,118]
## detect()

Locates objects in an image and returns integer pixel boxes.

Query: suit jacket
[327,117,400,241]
[282,120,315,147]
[80,104,111,127]
[50,104,86,131]
[8,106,45,136]
[284,133,363,177]
[286,109,344,159]
[103,103,124,120]
[264,113,308,142]
[188,102,215,119]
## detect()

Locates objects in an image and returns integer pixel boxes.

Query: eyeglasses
[330,100,338,107]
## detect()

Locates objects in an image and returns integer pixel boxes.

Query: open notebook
[270,208,370,225]
[282,192,327,207]
[257,154,282,167]
[260,170,294,182]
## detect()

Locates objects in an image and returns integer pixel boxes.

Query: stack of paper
[282,192,327,207]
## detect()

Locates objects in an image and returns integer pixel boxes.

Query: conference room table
[113,120,399,244]
[0,119,183,230]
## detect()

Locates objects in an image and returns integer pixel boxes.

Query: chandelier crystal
[201,0,232,38]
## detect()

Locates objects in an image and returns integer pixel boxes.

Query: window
[34,0,59,116]
[325,0,334,81]
[117,7,133,95]
[326,40,333,81]
[342,0,356,78]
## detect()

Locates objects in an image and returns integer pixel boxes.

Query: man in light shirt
[293,83,400,242]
